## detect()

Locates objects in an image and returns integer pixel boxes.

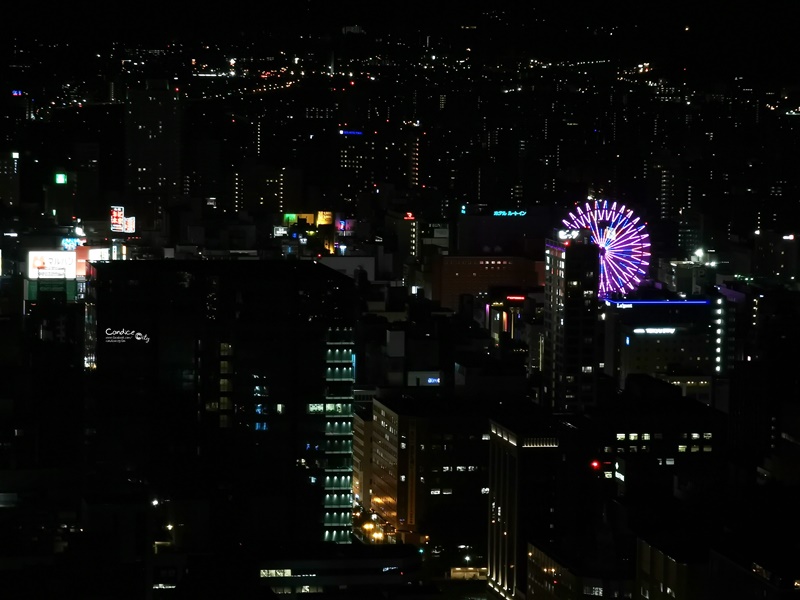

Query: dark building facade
[84,259,360,549]
[543,230,600,412]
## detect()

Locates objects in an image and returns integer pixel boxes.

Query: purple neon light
[562,200,651,298]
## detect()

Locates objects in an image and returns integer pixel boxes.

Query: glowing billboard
[28,251,77,280]
[111,206,125,232]
[110,207,136,233]
[88,248,110,261]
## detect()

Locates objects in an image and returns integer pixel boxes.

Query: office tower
[0,151,21,208]
[753,230,798,279]
[542,229,600,412]
[124,80,182,228]
[602,297,718,392]
[84,259,359,548]
[487,409,614,600]
[431,255,543,314]
[353,388,490,553]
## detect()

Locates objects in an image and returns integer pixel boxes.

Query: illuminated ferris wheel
[562,199,651,298]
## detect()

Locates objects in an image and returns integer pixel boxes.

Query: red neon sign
[506,295,526,301]
[403,212,415,220]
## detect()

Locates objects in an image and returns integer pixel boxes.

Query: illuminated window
[616,433,626,441]
[220,379,232,392]
[220,361,231,374]
[220,342,232,356]
[431,489,441,495]
[307,404,324,413]
[276,404,285,414]
[678,445,687,452]
[219,397,231,410]
[629,433,638,441]
[642,433,651,441]
[261,569,292,578]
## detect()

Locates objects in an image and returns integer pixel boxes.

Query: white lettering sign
[105,328,150,344]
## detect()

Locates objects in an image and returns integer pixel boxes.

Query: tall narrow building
[124,79,182,229]
[542,229,600,413]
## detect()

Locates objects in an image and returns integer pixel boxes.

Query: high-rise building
[602,297,718,389]
[0,150,21,208]
[124,80,182,228]
[542,229,600,412]
[84,259,359,547]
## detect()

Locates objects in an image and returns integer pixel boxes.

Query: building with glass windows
[84,259,360,550]
[542,230,600,412]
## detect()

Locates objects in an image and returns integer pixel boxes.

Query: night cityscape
[2,4,800,598]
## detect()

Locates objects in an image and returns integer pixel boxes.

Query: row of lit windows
[616,433,712,441]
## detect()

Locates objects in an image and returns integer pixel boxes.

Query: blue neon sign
[607,300,710,307]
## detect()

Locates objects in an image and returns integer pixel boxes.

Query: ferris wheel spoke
[563,199,650,298]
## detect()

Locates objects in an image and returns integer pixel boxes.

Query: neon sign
[61,238,80,251]
[110,206,125,232]
[403,212,415,220]
[506,295,526,301]
[110,206,135,233]
[606,300,710,306]
[493,210,527,217]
